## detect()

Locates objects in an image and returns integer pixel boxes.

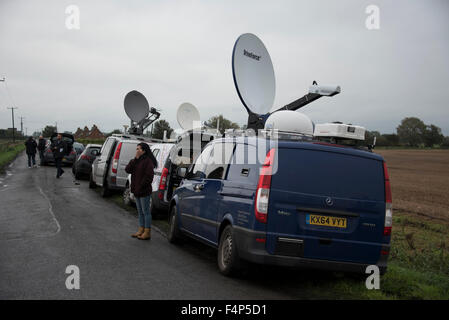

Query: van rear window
[273,148,384,202]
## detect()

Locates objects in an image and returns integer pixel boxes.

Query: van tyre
[89,173,97,189]
[167,205,182,244]
[123,185,132,206]
[218,225,241,276]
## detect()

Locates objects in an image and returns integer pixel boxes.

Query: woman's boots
[131,227,144,238]
[137,228,151,240]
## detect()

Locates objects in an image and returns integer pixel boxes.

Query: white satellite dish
[124,90,150,122]
[177,103,201,130]
[232,33,275,116]
[264,111,313,136]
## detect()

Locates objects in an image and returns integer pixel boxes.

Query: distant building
[74,125,105,140]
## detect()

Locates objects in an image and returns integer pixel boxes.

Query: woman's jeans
[135,195,152,228]
[27,153,36,167]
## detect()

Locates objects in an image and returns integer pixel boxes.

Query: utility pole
[19,116,25,137]
[7,107,18,142]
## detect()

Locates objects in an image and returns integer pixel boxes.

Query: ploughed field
[376,149,449,223]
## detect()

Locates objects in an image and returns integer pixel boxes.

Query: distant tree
[106,129,122,137]
[152,120,173,140]
[442,136,449,148]
[382,134,399,146]
[396,117,426,147]
[423,124,444,147]
[205,115,240,134]
[42,125,57,138]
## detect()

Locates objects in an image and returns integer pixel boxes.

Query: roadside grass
[101,187,449,299]
[0,140,25,173]
[306,211,449,299]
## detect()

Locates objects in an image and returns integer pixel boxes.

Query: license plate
[306,214,347,228]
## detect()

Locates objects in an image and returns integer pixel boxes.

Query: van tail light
[383,162,393,236]
[81,154,91,161]
[255,148,275,224]
[111,142,122,174]
[159,167,169,192]
[70,150,76,155]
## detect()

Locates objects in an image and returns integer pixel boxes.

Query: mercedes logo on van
[325,197,334,206]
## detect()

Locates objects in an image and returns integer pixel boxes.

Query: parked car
[72,144,102,180]
[89,134,157,197]
[73,142,85,156]
[42,132,76,166]
[167,135,392,276]
[123,143,175,214]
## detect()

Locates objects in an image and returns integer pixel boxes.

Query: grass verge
[0,141,25,173]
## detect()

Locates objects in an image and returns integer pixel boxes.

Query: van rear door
[266,145,386,265]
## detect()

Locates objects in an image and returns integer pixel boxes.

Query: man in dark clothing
[37,135,46,165]
[50,134,66,178]
[24,136,37,168]
[125,143,156,240]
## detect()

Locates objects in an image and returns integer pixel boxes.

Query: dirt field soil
[376,149,449,223]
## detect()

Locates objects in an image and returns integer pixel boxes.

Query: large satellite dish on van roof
[232,33,275,115]
[232,33,341,131]
[124,90,150,122]
[177,102,201,130]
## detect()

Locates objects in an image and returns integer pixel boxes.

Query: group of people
[24,135,47,168]
[24,133,67,178]
[25,136,157,241]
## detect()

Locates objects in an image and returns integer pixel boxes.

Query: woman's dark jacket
[125,155,155,197]
[25,139,37,155]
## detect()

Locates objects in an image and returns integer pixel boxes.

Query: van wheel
[89,173,97,189]
[123,186,132,206]
[218,225,240,276]
[101,182,110,197]
[167,205,182,244]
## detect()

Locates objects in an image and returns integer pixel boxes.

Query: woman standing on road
[125,143,157,240]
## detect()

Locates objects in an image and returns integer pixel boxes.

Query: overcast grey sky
[1,0,448,135]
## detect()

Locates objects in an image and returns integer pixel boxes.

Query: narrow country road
[0,152,330,299]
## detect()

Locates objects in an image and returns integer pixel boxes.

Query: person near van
[24,136,37,168]
[37,135,46,165]
[51,133,66,178]
[125,143,157,240]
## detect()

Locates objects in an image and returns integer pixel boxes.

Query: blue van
[167,136,392,276]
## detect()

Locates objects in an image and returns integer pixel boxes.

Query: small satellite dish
[177,103,201,130]
[124,90,150,122]
[264,111,313,136]
[232,33,275,116]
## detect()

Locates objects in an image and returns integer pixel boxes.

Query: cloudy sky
[1,0,448,136]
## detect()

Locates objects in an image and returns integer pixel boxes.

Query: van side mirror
[177,167,187,178]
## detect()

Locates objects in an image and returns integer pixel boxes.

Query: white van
[123,143,175,215]
[90,134,157,197]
